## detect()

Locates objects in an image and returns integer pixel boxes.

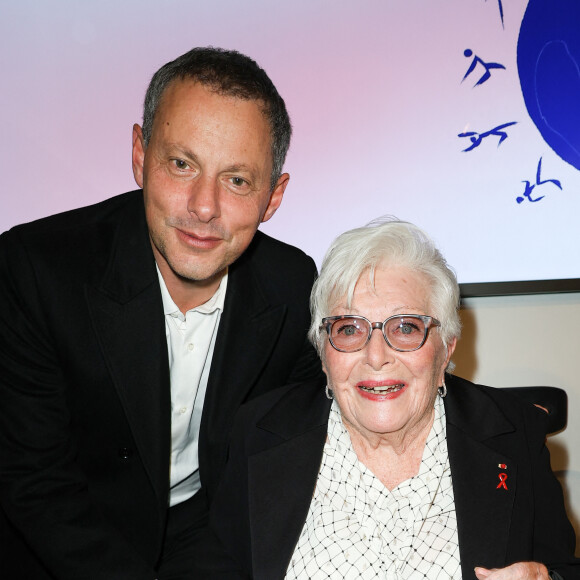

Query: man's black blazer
[205,374,579,579]
[0,190,323,579]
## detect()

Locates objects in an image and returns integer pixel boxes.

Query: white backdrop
[2,0,580,284]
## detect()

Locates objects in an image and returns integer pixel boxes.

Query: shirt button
[118,447,133,460]
[187,343,194,351]
[180,407,187,414]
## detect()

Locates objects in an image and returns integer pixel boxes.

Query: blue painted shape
[517,0,580,170]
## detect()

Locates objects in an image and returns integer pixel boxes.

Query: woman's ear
[445,337,457,366]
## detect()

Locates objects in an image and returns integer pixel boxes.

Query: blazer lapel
[249,426,327,580]
[248,385,331,580]
[200,251,288,487]
[86,198,171,505]
[445,378,517,578]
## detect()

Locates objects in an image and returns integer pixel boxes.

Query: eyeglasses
[321,314,441,353]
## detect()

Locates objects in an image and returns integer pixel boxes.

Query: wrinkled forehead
[327,264,433,314]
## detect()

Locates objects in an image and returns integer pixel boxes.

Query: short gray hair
[309,217,461,356]
[142,46,291,191]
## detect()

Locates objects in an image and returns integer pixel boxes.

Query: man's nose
[187,175,221,223]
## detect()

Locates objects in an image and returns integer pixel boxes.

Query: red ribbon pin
[497,472,508,490]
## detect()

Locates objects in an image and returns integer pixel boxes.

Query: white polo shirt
[156,266,228,507]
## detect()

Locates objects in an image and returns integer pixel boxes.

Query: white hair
[309,217,461,360]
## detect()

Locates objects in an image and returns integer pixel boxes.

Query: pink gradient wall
[1,0,579,284]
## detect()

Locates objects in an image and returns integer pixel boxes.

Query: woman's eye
[337,324,358,336]
[399,323,419,335]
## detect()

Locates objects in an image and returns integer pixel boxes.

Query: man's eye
[230,177,247,187]
[172,159,189,170]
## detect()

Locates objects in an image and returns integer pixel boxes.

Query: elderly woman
[204,220,579,579]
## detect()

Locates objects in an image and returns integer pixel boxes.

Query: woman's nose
[365,327,395,369]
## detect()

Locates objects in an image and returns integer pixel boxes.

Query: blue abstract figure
[458,122,517,152]
[463,49,506,86]
[517,0,580,171]
[485,0,505,28]
[516,157,562,204]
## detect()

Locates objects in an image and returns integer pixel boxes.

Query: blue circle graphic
[517,0,580,171]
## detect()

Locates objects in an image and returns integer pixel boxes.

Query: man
[0,47,322,579]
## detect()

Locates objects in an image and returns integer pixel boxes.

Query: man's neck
[157,262,225,314]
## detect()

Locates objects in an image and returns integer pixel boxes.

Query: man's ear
[261,173,289,223]
[132,124,146,188]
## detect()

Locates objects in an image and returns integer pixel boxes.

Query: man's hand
[475,562,550,580]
